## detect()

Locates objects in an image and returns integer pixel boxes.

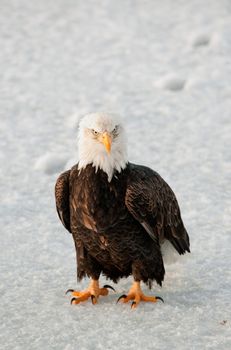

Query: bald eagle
[55,113,190,308]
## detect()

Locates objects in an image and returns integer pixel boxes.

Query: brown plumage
[55,162,190,287]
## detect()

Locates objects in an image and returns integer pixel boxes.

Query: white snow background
[1,1,231,349]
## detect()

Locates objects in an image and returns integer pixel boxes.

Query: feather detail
[55,170,71,233]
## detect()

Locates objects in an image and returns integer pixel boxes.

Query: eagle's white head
[78,113,128,181]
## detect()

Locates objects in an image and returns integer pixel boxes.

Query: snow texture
[1,1,231,349]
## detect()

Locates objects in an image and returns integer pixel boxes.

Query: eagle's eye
[112,125,119,136]
[92,129,99,136]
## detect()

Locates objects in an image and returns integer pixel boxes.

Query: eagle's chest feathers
[76,165,127,235]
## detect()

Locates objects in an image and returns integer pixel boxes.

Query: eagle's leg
[117,281,164,309]
[66,279,115,305]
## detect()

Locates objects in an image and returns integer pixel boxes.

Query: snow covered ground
[1,1,231,349]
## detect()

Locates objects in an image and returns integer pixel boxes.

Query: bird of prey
[55,113,190,308]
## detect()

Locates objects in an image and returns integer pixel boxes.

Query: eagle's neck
[78,145,128,182]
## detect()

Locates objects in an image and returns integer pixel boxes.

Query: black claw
[91,295,97,304]
[65,289,74,295]
[156,296,164,303]
[70,297,77,305]
[131,301,136,308]
[103,284,116,292]
[116,294,127,303]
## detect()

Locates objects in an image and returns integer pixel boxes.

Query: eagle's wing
[125,164,190,255]
[55,170,71,233]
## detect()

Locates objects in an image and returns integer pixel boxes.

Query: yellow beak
[100,132,112,153]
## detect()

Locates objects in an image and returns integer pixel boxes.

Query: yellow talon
[67,279,114,305]
[117,281,164,308]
